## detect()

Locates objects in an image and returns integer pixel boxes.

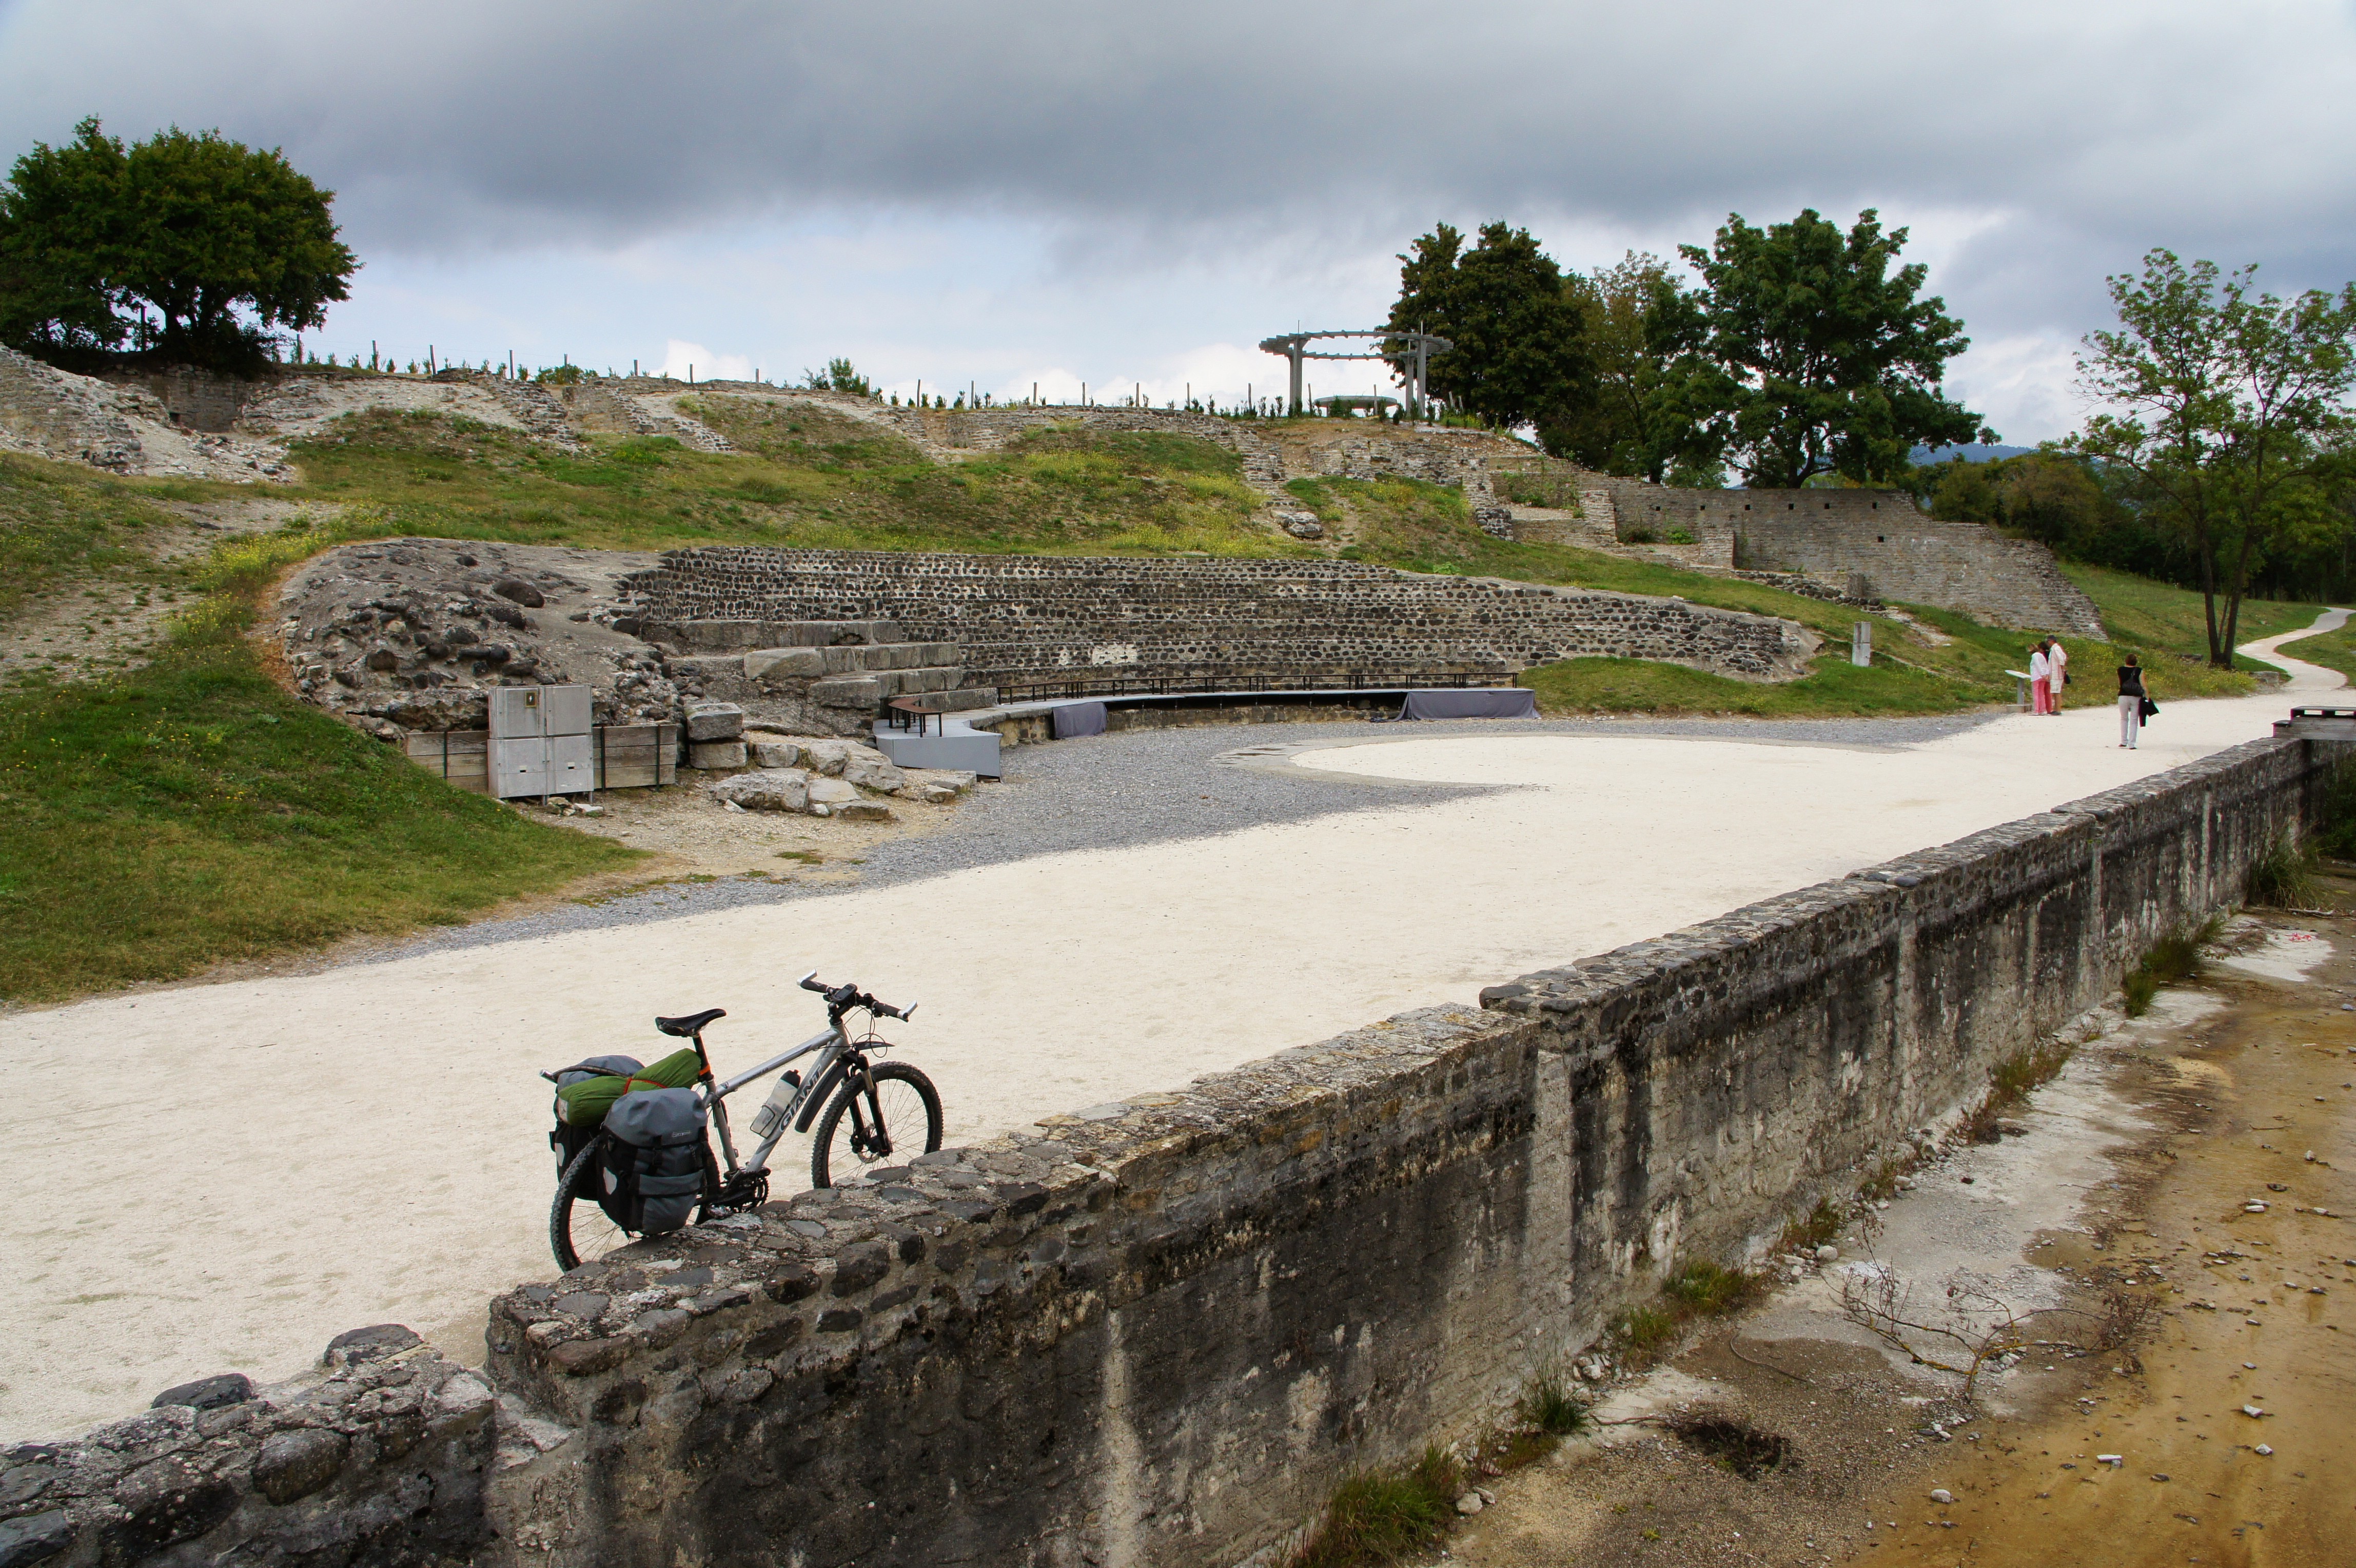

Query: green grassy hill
[0,409,2327,1001]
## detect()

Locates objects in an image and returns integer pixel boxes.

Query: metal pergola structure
[1255,329,1454,420]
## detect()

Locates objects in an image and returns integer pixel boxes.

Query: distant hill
[1912,443,2039,465]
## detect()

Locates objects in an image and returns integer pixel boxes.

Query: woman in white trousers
[2117,654,2147,748]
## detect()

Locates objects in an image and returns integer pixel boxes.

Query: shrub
[1621,525,1659,544]
[1665,527,1697,545]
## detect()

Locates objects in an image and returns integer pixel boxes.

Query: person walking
[2117,655,2148,747]
[2047,637,2068,712]
[2029,641,2053,715]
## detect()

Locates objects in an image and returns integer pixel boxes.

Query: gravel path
[365,709,2004,963]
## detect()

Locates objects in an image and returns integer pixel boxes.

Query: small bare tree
[1835,1266,2033,1408]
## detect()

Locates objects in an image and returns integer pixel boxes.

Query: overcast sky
[4,1,2351,441]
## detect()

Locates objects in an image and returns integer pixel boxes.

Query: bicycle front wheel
[811,1062,943,1188]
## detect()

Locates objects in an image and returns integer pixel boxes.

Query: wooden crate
[595,722,677,789]
[402,729,490,794]
[405,723,678,793]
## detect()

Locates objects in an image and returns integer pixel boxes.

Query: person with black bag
[2118,654,2153,748]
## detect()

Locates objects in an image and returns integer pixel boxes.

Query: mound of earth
[273,539,681,738]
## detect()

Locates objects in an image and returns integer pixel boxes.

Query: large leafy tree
[0,117,357,366]
[1677,208,1988,487]
[2069,250,2356,665]
[1548,251,1717,483]
[1385,221,1588,430]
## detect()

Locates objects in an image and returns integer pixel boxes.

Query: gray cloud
[3,1,2351,353]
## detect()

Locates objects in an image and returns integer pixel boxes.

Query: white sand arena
[4,617,2345,1438]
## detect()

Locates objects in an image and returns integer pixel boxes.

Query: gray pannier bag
[547,1054,642,1178]
[601,1086,709,1234]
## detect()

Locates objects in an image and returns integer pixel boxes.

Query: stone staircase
[436,370,585,451]
[632,616,992,737]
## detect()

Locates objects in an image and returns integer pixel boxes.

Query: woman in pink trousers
[2029,642,2053,714]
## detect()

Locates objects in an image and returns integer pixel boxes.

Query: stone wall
[1731,498,2106,638]
[10,734,2340,1568]
[619,547,1818,688]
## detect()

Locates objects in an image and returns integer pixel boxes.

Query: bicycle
[549,972,944,1270]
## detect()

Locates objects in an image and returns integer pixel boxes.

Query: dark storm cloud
[4,0,2352,337]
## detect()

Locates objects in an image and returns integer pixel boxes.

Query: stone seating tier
[620,547,1813,689]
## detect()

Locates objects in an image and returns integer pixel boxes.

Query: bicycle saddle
[655,1007,727,1037]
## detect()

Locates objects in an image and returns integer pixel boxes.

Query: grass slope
[0,411,2328,998]
[285,403,1297,558]
[0,457,640,1003]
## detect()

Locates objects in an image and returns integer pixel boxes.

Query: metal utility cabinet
[489,685,593,799]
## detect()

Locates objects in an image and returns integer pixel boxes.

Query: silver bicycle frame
[700,1024,846,1177]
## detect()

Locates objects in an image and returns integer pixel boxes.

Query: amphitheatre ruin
[3,347,2350,1568]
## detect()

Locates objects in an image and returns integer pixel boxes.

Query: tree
[1676,208,1988,488]
[1385,221,1588,430]
[2070,250,2356,665]
[1549,251,1716,483]
[0,117,356,366]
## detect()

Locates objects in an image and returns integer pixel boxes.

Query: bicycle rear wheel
[811,1062,943,1188]
[552,1136,627,1271]
[552,1136,723,1270]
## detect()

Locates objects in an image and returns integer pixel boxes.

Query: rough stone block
[745,736,803,769]
[709,769,810,813]
[323,1323,421,1368]
[834,800,895,822]
[746,647,825,683]
[150,1373,254,1412]
[807,777,857,806]
[253,1427,348,1505]
[685,702,747,740]
[665,655,745,683]
[842,754,904,793]
[809,677,883,709]
[688,740,747,771]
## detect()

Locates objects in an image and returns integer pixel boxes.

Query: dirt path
[1449,896,2356,1568]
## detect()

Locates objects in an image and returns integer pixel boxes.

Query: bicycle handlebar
[799,973,912,1022]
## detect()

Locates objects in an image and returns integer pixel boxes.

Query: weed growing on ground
[1662,1260,1760,1317]
[1778,1198,1844,1255]
[1959,1036,2080,1142]
[1612,1260,1764,1366]
[1517,1369,1591,1437]
[2121,914,2222,1016]
[2247,832,2323,909]
[1289,1447,1461,1568]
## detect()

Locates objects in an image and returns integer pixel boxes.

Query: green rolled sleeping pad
[554,1047,703,1128]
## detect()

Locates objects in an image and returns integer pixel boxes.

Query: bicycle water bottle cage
[655,1007,727,1037]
